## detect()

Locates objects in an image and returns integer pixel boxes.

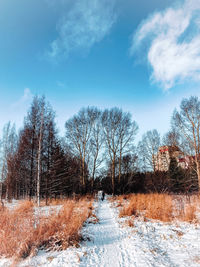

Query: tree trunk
[91,156,97,193]
[112,156,115,195]
[118,151,122,184]
[196,160,200,192]
[29,132,35,200]
[82,157,86,194]
[5,182,8,201]
[37,140,42,207]
[37,107,44,207]
[45,176,48,205]
[0,182,2,200]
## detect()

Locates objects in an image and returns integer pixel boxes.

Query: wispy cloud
[56,81,65,88]
[131,0,200,90]
[47,0,116,60]
[11,88,33,109]
[2,88,34,130]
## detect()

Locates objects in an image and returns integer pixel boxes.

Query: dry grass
[108,194,129,204]
[173,195,199,222]
[39,194,94,206]
[14,200,34,213]
[0,201,35,259]
[88,212,99,224]
[39,198,67,206]
[118,193,200,223]
[125,219,134,227]
[119,194,172,221]
[172,229,184,237]
[0,198,93,260]
[178,204,197,222]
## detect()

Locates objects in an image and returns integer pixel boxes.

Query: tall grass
[118,193,199,223]
[0,198,93,260]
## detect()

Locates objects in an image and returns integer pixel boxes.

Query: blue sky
[0,0,200,141]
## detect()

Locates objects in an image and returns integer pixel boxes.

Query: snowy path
[80,198,200,267]
[80,199,135,267]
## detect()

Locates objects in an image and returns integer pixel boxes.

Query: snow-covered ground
[0,197,200,267]
[3,199,63,215]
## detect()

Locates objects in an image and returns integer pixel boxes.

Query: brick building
[154,146,190,171]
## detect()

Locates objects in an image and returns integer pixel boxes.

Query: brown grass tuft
[118,193,200,223]
[144,194,173,222]
[178,204,197,222]
[88,212,99,224]
[172,229,184,237]
[126,219,134,227]
[14,200,34,213]
[0,198,93,261]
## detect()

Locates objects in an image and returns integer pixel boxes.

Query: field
[0,196,94,266]
[0,193,200,267]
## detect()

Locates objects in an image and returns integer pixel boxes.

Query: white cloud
[47,0,116,59]
[131,0,200,90]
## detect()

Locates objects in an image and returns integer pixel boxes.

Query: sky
[0,0,200,141]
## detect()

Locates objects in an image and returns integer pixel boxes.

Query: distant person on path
[101,191,105,201]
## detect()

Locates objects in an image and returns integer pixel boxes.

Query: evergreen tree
[169,157,184,193]
[184,162,198,193]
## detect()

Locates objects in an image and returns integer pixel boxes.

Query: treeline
[0,95,200,203]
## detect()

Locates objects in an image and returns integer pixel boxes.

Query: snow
[34,205,63,217]
[3,199,20,210]
[80,200,135,267]
[1,196,200,266]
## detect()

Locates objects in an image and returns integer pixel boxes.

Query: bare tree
[0,122,17,199]
[162,130,180,147]
[0,123,10,199]
[137,129,160,172]
[118,112,138,185]
[36,100,44,207]
[102,108,121,194]
[43,105,57,205]
[116,153,138,194]
[89,108,104,191]
[65,107,96,192]
[172,96,200,191]
[4,124,18,200]
[8,96,59,201]
[24,96,41,199]
[102,108,138,194]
